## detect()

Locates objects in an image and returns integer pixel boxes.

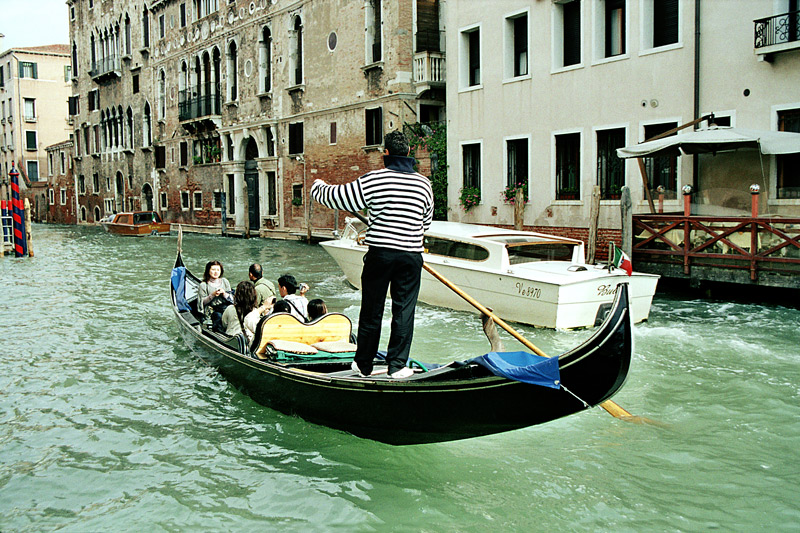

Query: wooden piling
[588,186,600,263]
[620,186,632,256]
[514,188,524,231]
[24,198,34,257]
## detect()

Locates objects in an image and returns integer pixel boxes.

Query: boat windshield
[506,242,576,264]
[133,212,159,224]
[424,236,489,261]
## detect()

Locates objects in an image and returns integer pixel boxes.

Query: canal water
[1,224,798,531]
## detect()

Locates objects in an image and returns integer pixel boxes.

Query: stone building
[68,0,446,235]
[40,140,78,224]
[446,0,800,245]
[0,42,72,210]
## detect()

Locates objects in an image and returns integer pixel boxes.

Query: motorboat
[320,219,659,329]
[101,211,171,236]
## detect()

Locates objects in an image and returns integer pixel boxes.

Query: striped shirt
[311,155,433,253]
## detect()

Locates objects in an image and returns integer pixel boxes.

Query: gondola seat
[251,312,354,359]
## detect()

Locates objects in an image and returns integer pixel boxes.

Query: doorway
[244,137,260,233]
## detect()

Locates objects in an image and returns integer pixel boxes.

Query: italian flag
[612,246,633,276]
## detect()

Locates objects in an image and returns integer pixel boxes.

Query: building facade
[0,43,72,209]
[68,0,446,234]
[446,0,800,247]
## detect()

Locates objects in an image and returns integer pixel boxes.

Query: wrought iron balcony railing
[179,85,221,121]
[754,10,800,50]
[89,56,120,78]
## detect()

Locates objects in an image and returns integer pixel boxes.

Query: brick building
[68,0,446,235]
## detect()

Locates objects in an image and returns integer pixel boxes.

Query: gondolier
[311,130,433,379]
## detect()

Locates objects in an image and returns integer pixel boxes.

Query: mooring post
[24,198,34,257]
[657,185,665,214]
[682,185,693,275]
[750,184,760,218]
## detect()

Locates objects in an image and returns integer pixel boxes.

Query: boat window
[424,236,489,261]
[118,214,132,224]
[507,243,575,264]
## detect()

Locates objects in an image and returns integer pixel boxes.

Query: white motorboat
[320,219,659,329]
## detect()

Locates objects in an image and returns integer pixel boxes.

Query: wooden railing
[633,214,800,281]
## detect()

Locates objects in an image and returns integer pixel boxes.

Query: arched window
[124,14,132,55]
[291,17,303,85]
[90,33,97,69]
[143,102,152,147]
[259,27,272,93]
[143,5,150,48]
[158,69,166,119]
[126,107,134,149]
[227,40,238,101]
[72,42,78,75]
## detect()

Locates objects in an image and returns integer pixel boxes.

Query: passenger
[307,298,327,321]
[198,260,233,332]
[278,273,309,322]
[249,263,276,306]
[270,300,292,315]
[221,280,262,341]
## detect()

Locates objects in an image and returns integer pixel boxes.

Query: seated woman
[197,260,233,332]
[307,298,327,321]
[221,281,264,342]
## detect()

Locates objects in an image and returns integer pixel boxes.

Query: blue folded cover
[171,266,191,312]
[469,351,561,389]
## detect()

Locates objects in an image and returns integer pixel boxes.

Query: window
[158,70,166,119]
[596,128,626,200]
[292,184,304,206]
[506,138,529,194]
[64,65,72,82]
[180,141,188,166]
[604,0,626,57]
[555,132,581,200]
[330,122,337,145]
[25,131,37,151]
[60,151,66,174]
[93,173,100,192]
[365,108,383,146]
[644,122,678,199]
[556,0,581,68]
[49,189,55,205]
[155,145,166,169]
[68,95,79,116]
[160,191,168,210]
[143,7,150,48]
[24,98,36,121]
[227,40,238,101]
[366,0,382,63]
[653,0,679,48]
[71,5,75,20]
[265,127,275,156]
[159,14,166,39]
[106,176,111,191]
[291,16,303,85]
[48,153,54,175]
[132,74,140,94]
[213,189,223,211]
[72,43,78,76]
[143,102,152,147]
[259,27,272,93]
[777,109,800,199]
[227,174,235,214]
[79,175,86,194]
[125,15,132,54]
[181,190,190,210]
[0,66,3,88]
[88,89,100,111]
[193,191,202,210]
[462,142,481,190]
[60,188,67,205]
[505,12,528,78]
[19,61,38,79]
[460,26,481,88]
[288,122,304,154]
[424,236,490,261]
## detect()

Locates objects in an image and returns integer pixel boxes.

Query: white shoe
[351,361,368,377]
[389,367,414,379]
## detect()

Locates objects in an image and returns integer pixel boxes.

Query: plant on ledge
[459,186,481,212]
[291,196,303,207]
[502,182,528,205]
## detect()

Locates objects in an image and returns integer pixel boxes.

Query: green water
[1,225,798,531]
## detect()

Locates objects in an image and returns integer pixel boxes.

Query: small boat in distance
[321,219,659,329]
[101,211,171,236]
[170,233,635,444]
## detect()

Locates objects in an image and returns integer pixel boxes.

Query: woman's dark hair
[203,260,224,282]
[234,280,257,325]
[272,300,292,314]
[308,299,327,321]
[278,273,298,294]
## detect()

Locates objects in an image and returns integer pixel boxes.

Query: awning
[617,126,800,159]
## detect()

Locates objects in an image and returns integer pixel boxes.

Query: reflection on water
[0,224,798,531]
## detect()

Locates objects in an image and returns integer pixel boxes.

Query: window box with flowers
[459,186,481,212]
[557,187,580,201]
[502,182,528,205]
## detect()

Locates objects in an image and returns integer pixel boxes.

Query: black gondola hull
[172,253,633,445]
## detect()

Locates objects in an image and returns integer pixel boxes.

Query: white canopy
[616,126,800,159]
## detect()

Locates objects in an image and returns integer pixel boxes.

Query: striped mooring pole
[10,164,27,257]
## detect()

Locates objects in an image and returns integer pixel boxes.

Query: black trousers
[355,247,423,375]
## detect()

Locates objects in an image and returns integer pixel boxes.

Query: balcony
[413,51,445,96]
[90,55,121,81]
[179,86,221,131]
[754,10,800,57]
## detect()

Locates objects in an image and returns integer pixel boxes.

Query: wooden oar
[344,211,649,423]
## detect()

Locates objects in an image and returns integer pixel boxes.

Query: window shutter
[32,63,38,79]
[19,62,24,78]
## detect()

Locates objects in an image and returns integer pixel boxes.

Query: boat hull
[102,222,171,236]
[321,239,657,329]
[171,252,633,444]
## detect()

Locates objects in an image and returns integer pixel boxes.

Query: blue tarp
[171,266,191,312]
[468,351,561,389]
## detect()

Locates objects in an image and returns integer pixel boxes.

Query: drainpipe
[692,0,701,189]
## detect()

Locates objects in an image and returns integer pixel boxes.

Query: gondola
[170,241,633,445]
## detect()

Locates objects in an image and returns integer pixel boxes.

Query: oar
[345,211,648,424]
